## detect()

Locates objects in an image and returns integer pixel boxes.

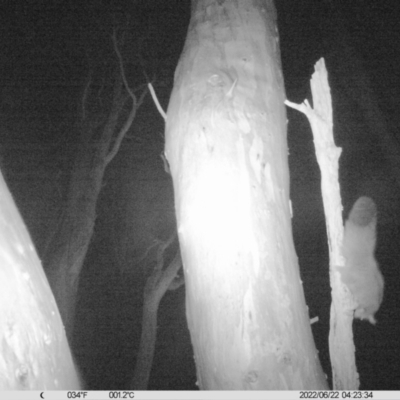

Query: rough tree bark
[44,37,147,340]
[0,171,80,389]
[287,59,358,390]
[165,0,328,389]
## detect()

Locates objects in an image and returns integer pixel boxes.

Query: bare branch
[105,29,148,166]
[105,86,147,166]
[168,274,185,291]
[154,231,177,272]
[112,29,136,102]
[148,82,167,120]
[160,250,183,292]
[133,239,160,265]
[144,243,182,307]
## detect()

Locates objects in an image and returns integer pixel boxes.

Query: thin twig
[148,82,167,120]
[106,29,148,165]
[105,87,147,165]
[112,29,136,102]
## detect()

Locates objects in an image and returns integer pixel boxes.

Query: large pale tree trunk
[165,0,328,389]
[0,171,80,389]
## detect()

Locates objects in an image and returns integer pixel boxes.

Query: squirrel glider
[339,196,384,324]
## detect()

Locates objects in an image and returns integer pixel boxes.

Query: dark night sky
[0,0,399,391]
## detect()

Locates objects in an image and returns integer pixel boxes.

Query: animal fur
[339,196,384,324]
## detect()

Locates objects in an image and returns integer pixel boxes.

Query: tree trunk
[0,171,80,389]
[44,137,107,341]
[165,0,328,390]
[131,236,183,390]
[45,70,145,340]
[286,59,359,390]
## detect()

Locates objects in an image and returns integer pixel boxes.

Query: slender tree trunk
[131,299,158,391]
[44,138,108,340]
[287,59,359,390]
[0,171,80,389]
[165,0,328,389]
[131,237,183,390]
[45,70,145,340]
